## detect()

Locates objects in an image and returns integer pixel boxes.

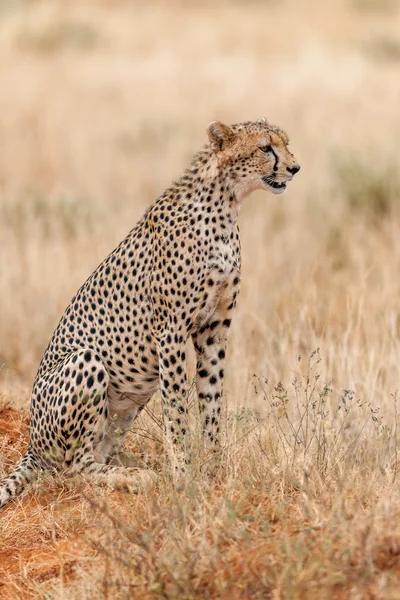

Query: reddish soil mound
[0,407,94,599]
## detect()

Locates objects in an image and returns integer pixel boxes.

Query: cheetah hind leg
[72,460,157,492]
[64,409,157,492]
[44,349,155,493]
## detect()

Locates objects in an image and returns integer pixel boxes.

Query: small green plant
[16,20,101,54]
[334,156,400,222]
[253,349,390,479]
[1,192,96,239]
[364,36,400,63]
[351,0,399,13]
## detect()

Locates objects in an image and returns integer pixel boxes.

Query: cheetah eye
[259,144,273,154]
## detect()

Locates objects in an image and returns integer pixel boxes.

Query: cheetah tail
[0,448,41,509]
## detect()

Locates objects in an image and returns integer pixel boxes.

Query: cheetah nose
[287,164,301,175]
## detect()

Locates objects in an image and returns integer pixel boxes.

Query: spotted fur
[0,119,300,508]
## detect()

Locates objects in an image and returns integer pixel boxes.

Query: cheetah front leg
[192,271,240,452]
[156,329,189,480]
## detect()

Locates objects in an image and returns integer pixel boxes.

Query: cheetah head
[207,118,300,200]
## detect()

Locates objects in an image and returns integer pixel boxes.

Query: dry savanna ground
[1,0,400,597]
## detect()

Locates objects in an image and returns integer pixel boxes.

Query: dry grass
[1,0,400,597]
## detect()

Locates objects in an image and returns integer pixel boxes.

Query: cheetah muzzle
[0,118,300,508]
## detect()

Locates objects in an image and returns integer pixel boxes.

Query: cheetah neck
[174,148,242,225]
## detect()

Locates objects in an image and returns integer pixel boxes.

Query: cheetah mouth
[261,175,288,194]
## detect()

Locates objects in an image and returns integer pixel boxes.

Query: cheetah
[0,119,300,508]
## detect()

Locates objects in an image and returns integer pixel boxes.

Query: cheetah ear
[207,121,235,152]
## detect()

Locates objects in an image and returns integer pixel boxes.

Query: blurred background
[0,0,400,418]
